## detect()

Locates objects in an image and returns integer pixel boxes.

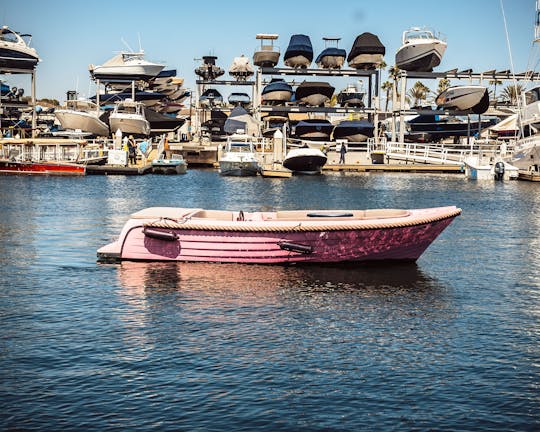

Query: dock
[86,164,152,175]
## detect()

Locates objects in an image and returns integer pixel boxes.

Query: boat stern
[97,241,122,262]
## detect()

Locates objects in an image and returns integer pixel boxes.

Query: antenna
[121,37,134,53]
[536,0,540,42]
[138,33,142,52]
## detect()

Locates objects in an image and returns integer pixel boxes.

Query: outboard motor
[494,161,505,181]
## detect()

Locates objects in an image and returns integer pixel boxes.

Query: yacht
[253,34,280,68]
[347,32,385,70]
[395,27,447,72]
[54,99,110,137]
[219,134,260,176]
[284,34,313,68]
[0,25,40,70]
[89,51,165,81]
[109,99,151,136]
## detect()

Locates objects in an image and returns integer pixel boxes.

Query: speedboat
[395,27,447,72]
[337,82,365,107]
[54,99,110,137]
[295,81,334,106]
[261,78,293,104]
[229,55,254,81]
[284,34,313,68]
[89,51,165,81]
[0,25,40,70]
[224,106,259,136]
[194,56,225,80]
[315,37,346,69]
[262,111,289,137]
[218,134,260,176]
[199,88,223,107]
[283,146,327,174]
[228,92,251,107]
[109,99,150,136]
[294,119,334,141]
[347,32,385,70]
[332,120,374,142]
[97,205,461,264]
[435,85,489,114]
[253,34,280,68]
[91,90,166,108]
[151,154,187,174]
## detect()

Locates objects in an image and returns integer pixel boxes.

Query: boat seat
[131,207,201,220]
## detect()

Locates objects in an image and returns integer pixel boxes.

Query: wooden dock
[323,163,464,173]
[86,164,152,175]
[517,170,540,181]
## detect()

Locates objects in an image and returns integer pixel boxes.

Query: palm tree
[501,83,524,105]
[489,79,502,106]
[381,81,393,111]
[408,81,431,107]
[436,78,450,95]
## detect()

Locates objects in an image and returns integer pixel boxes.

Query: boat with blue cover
[284,34,313,68]
[262,78,293,104]
[315,37,346,69]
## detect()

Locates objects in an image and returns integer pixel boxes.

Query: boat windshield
[228,142,253,152]
[0,28,20,44]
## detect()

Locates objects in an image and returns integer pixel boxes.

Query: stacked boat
[229,55,254,81]
[347,32,386,70]
[54,98,110,137]
[284,34,313,68]
[0,25,40,70]
[261,78,293,104]
[295,81,335,106]
[89,51,165,81]
[435,85,489,114]
[315,38,346,69]
[253,34,280,67]
[109,99,150,136]
[395,27,447,72]
[195,55,225,80]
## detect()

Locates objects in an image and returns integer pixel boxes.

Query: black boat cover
[347,32,385,62]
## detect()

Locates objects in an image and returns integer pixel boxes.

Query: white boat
[395,27,447,72]
[253,34,280,68]
[54,99,110,137]
[0,25,40,70]
[151,154,187,174]
[435,85,489,114]
[229,55,254,81]
[89,51,165,81]
[109,99,150,136]
[219,134,260,176]
[283,146,327,175]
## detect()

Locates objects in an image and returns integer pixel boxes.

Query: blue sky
[0,0,535,102]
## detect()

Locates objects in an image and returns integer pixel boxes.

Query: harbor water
[0,171,539,431]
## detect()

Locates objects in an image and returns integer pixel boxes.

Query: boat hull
[348,53,384,70]
[395,41,446,72]
[97,206,461,264]
[316,55,345,69]
[436,86,489,114]
[109,116,151,136]
[219,160,259,176]
[253,51,280,68]
[0,160,86,176]
[283,148,327,174]
[55,110,110,137]
[0,47,39,70]
[284,55,311,68]
[91,64,164,81]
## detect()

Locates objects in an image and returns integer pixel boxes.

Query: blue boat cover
[284,34,313,61]
[315,47,346,63]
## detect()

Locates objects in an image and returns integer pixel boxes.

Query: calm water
[0,171,539,431]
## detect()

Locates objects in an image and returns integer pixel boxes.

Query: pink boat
[97,206,461,264]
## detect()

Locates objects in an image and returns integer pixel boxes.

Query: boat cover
[315,47,346,63]
[347,32,386,62]
[284,34,313,61]
[224,106,259,135]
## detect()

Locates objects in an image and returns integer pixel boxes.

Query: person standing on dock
[339,142,347,164]
[127,135,137,165]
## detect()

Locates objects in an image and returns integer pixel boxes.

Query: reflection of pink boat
[97,206,461,264]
